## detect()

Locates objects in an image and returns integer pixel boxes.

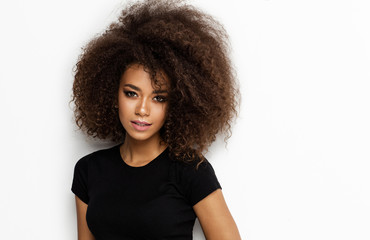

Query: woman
[71,0,241,239]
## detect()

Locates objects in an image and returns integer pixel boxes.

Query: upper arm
[75,195,95,240]
[193,189,241,240]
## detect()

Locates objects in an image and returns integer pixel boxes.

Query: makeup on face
[118,64,170,142]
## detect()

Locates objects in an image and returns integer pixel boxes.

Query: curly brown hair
[72,0,239,164]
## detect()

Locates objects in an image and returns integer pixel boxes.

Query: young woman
[71,0,241,239]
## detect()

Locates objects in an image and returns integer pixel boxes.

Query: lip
[131,120,152,131]
[132,120,151,125]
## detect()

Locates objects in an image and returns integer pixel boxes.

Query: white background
[1,0,369,239]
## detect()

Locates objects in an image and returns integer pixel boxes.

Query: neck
[120,134,167,166]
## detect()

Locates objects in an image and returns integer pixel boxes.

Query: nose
[136,97,150,117]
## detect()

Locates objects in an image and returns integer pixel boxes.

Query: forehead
[120,64,169,89]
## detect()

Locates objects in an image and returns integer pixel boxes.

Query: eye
[124,91,137,97]
[153,95,167,102]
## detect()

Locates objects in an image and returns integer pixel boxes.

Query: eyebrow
[124,84,140,91]
[124,84,168,94]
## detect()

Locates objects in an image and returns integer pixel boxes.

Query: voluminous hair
[72,0,239,164]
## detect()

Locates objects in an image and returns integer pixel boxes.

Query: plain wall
[1,0,369,239]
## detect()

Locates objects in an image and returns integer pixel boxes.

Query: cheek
[152,104,168,121]
[118,98,132,118]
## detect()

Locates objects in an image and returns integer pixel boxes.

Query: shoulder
[74,144,119,168]
[170,154,221,206]
[181,158,219,186]
[173,155,216,178]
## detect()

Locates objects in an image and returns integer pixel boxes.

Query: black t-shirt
[71,144,221,240]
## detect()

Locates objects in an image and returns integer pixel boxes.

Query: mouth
[131,120,152,126]
[130,120,152,131]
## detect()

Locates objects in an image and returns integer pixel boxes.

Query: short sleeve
[71,156,89,204]
[182,160,222,206]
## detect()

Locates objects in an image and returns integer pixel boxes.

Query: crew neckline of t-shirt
[115,144,168,169]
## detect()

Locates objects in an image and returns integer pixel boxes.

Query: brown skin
[193,189,242,239]
[73,0,241,238]
[75,196,95,240]
[118,64,169,166]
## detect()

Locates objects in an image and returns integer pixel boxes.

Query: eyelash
[153,95,167,102]
[123,91,167,103]
[124,91,137,97]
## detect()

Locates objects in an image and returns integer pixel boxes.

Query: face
[118,64,169,143]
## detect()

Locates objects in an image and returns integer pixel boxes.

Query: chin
[125,131,159,142]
